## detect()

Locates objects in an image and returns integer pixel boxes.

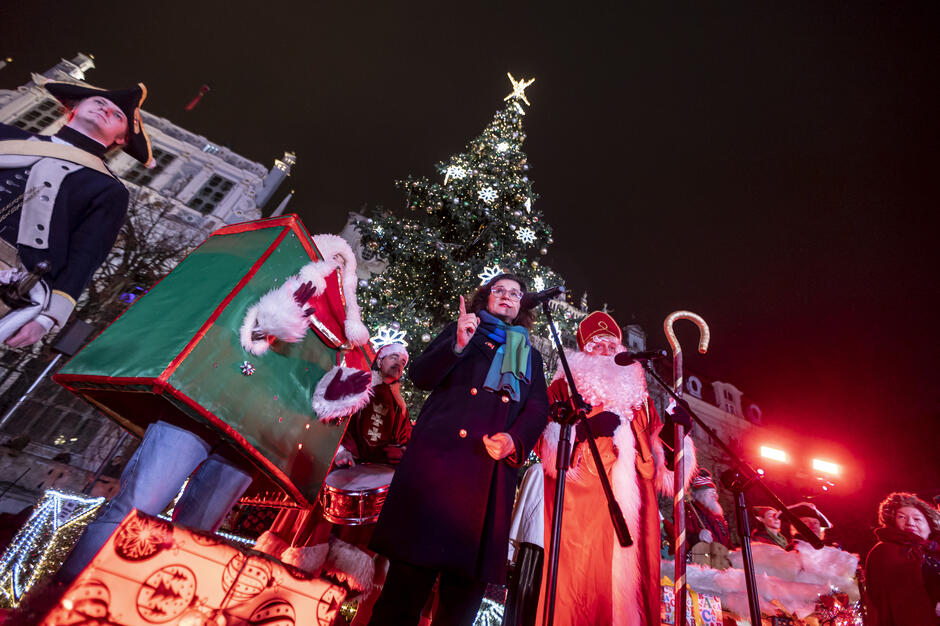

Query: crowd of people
[2,79,938,626]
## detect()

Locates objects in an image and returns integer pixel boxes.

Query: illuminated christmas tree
[355,74,570,359]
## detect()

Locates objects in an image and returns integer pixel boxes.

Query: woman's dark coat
[864,526,940,625]
[370,322,549,583]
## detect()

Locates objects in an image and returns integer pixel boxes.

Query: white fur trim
[537,422,561,480]
[297,261,330,296]
[655,434,697,497]
[375,343,408,359]
[241,280,309,355]
[282,543,329,574]
[312,234,369,347]
[312,233,356,272]
[325,537,375,592]
[312,366,374,423]
[610,419,643,626]
[239,304,273,355]
[253,530,289,559]
[345,316,370,346]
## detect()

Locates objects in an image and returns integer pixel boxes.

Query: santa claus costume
[536,311,696,626]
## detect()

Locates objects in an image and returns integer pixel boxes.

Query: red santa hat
[690,468,717,491]
[374,342,408,361]
[752,505,779,518]
[576,311,622,351]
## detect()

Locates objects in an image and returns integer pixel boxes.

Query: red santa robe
[240,233,373,419]
[536,351,696,626]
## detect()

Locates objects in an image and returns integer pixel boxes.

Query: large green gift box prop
[54,216,372,507]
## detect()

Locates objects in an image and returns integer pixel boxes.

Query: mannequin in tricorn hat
[0,80,151,347]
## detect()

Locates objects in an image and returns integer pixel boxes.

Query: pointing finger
[459,295,467,316]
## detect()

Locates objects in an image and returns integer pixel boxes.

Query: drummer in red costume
[334,341,411,468]
[254,341,411,588]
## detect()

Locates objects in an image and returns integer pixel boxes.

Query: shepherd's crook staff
[664,311,710,626]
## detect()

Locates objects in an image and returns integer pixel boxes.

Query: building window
[686,375,703,398]
[746,404,763,424]
[187,174,235,215]
[12,98,62,133]
[122,148,176,187]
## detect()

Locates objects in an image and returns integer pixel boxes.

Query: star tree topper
[504,73,535,107]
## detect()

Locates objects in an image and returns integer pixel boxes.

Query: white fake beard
[555,350,649,418]
[693,493,724,517]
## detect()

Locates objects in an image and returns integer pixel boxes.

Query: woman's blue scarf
[477,310,532,402]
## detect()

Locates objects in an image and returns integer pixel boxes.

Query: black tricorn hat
[787,502,832,529]
[44,81,152,165]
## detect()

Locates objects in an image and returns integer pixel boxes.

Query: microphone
[520,285,565,310]
[614,349,668,366]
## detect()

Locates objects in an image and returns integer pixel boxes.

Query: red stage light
[812,458,840,476]
[760,445,789,463]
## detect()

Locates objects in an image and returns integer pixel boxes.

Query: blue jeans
[58,420,252,582]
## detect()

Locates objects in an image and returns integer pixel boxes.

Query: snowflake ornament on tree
[478,265,504,285]
[516,227,536,244]
[444,165,467,185]
[478,186,497,203]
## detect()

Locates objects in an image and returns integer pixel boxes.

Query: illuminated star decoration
[370,325,408,351]
[478,265,504,285]
[516,227,535,244]
[533,276,545,291]
[478,186,497,203]
[504,72,535,107]
[496,141,509,153]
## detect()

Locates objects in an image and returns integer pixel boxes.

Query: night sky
[3,2,938,552]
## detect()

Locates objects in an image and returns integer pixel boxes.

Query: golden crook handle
[664,311,710,395]
[663,310,709,626]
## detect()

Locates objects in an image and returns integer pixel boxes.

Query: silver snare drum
[319,463,395,526]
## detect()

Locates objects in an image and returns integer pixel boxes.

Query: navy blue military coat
[0,124,128,321]
[370,322,549,583]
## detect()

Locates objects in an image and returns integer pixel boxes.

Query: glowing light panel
[759,445,788,463]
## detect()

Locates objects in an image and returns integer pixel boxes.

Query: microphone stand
[635,357,824,626]
[539,301,632,626]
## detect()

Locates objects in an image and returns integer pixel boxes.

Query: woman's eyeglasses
[491,287,523,301]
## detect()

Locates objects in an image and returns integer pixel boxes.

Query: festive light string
[0,489,259,607]
[474,597,506,625]
[0,489,105,607]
